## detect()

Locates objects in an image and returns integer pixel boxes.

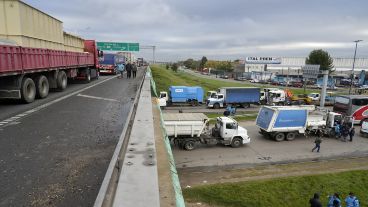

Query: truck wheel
[231,137,243,148]
[35,75,49,99]
[184,140,195,151]
[56,71,67,91]
[274,133,285,142]
[214,103,220,109]
[21,77,36,103]
[285,132,296,141]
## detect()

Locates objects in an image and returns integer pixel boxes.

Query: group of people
[310,192,360,207]
[311,122,356,153]
[116,62,138,79]
[334,122,355,142]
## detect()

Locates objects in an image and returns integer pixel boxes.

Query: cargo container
[256,105,345,141]
[159,86,204,107]
[0,40,101,103]
[0,0,64,50]
[207,87,260,109]
[63,32,85,52]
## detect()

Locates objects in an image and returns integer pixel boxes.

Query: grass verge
[183,169,368,207]
[150,64,318,95]
[204,112,257,124]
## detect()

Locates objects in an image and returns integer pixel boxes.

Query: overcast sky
[25,0,368,62]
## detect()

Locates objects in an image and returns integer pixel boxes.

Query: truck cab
[207,93,225,108]
[268,90,286,105]
[159,91,168,107]
[213,117,250,147]
[206,90,217,100]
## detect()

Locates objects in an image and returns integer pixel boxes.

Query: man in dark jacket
[132,63,138,78]
[310,193,322,207]
[126,62,132,78]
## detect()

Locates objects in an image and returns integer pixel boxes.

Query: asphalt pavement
[173,121,368,170]
[0,69,144,207]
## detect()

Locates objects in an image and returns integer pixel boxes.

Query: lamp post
[349,40,363,94]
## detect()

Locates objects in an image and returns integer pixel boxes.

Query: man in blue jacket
[345,192,359,207]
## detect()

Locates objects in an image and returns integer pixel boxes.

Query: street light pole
[349,40,363,94]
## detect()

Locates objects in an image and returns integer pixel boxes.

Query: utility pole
[349,40,363,94]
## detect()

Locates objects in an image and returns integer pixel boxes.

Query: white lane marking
[77,94,119,102]
[0,75,118,128]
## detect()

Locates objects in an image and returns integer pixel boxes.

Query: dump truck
[256,105,346,141]
[163,113,250,150]
[159,86,204,107]
[206,87,260,109]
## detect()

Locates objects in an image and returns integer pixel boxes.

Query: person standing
[312,134,322,153]
[132,62,138,78]
[309,193,322,207]
[327,193,341,207]
[345,192,359,207]
[116,63,125,79]
[126,62,132,79]
[349,127,355,142]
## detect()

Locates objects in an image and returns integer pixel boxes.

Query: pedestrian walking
[334,122,341,138]
[132,62,137,78]
[116,63,125,79]
[349,127,355,142]
[309,193,322,207]
[312,133,322,152]
[126,62,132,78]
[342,125,349,142]
[327,193,341,207]
[345,192,359,207]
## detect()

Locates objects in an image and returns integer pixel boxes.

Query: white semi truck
[163,113,250,150]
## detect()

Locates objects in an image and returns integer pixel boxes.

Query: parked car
[250,79,259,83]
[220,75,229,79]
[235,77,247,81]
[361,120,368,137]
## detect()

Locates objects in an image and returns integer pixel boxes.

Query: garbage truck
[206,87,260,109]
[163,113,250,150]
[159,86,204,107]
[256,105,348,141]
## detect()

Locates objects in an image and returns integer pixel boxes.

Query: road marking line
[0,75,118,128]
[77,94,119,102]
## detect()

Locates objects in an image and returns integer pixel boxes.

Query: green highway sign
[97,42,139,51]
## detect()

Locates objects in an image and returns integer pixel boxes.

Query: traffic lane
[173,122,368,169]
[0,75,115,122]
[0,70,144,207]
[162,105,260,113]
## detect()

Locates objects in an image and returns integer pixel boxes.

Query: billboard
[245,57,281,64]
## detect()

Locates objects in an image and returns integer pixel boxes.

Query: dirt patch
[179,156,368,188]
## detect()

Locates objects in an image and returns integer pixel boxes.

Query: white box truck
[163,113,250,150]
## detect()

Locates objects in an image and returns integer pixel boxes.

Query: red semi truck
[0,40,102,103]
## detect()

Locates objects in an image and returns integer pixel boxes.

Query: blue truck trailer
[207,87,260,109]
[159,86,204,107]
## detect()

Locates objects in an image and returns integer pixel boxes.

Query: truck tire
[184,140,195,151]
[231,137,243,148]
[56,71,67,91]
[21,77,36,103]
[285,132,297,141]
[214,103,220,109]
[35,75,49,99]
[274,133,285,142]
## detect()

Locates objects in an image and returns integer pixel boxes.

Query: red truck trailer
[0,40,101,103]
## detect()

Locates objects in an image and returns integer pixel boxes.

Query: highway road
[0,70,144,207]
